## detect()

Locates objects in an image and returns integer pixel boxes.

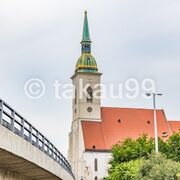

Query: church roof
[81,107,180,152]
[169,121,180,133]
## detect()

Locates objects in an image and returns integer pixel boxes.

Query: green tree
[106,135,154,179]
[110,135,157,166]
[106,133,180,180]
[138,153,180,180]
[165,132,180,162]
[105,159,142,180]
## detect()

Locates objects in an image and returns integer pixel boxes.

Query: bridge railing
[0,99,75,180]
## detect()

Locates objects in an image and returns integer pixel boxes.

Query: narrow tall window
[95,176,98,180]
[87,86,93,103]
[74,89,77,104]
[94,158,98,171]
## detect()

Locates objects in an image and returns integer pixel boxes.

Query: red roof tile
[81,107,179,151]
[168,121,180,133]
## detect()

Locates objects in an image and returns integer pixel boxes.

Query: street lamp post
[146,93,162,154]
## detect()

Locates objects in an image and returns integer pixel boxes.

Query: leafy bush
[106,133,180,180]
[165,133,180,162]
[110,134,166,165]
[110,135,154,165]
[105,159,142,180]
[138,153,180,180]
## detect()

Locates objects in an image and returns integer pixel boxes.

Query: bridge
[0,99,75,180]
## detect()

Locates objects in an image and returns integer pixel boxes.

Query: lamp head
[145,93,152,97]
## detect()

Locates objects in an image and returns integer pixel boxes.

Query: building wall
[82,151,112,180]
[68,119,86,180]
[0,168,32,180]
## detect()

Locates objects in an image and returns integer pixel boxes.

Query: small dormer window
[162,132,168,137]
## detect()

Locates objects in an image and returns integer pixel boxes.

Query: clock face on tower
[87,107,92,112]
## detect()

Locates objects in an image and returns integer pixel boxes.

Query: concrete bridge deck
[0,99,75,180]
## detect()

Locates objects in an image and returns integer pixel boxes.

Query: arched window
[86,86,93,103]
[94,158,98,171]
[95,176,98,180]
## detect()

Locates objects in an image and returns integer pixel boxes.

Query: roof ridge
[168,120,180,122]
[101,106,164,111]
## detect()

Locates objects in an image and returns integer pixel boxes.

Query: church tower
[68,11,102,180]
[71,11,102,122]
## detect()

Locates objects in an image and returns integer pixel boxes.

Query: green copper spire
[75,11,98,73]
[82,11,91,43]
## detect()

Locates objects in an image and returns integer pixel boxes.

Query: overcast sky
[0,0,180,156]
